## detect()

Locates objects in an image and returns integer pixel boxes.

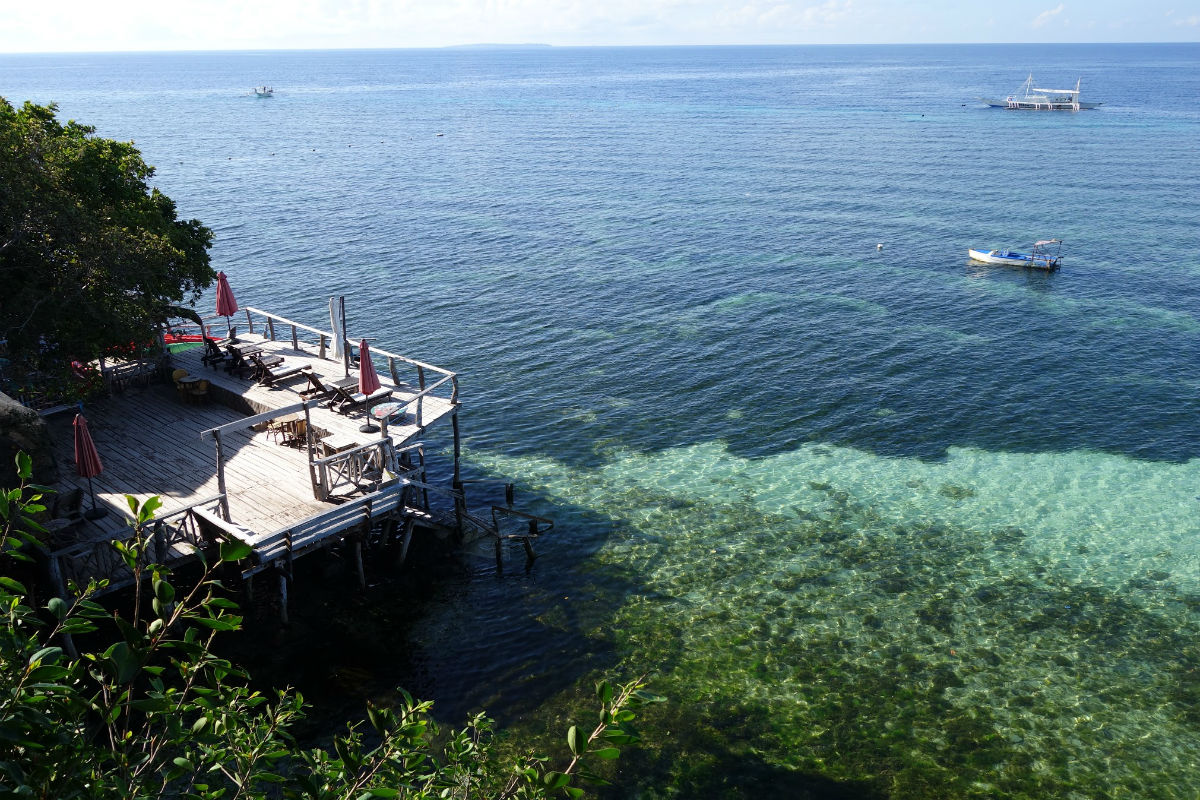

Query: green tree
[0,99,213,369]
[0,454,662,798]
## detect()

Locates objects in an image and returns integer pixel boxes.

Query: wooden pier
[39,304,552,620]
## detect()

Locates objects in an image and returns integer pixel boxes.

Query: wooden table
[320,433,359,457]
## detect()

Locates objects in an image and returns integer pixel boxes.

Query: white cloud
[1032,3,1065,28]
[1172,14,1200,26]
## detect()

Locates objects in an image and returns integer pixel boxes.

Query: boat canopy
[1032,88,1076,94]
[1034,239,1062,246]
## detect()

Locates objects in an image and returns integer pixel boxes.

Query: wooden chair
[187,378,209,405]
[224,346,256,378]
[200,336,227,368]
[172,368,189,401]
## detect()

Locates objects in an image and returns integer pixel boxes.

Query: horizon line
[2,40,1198,56]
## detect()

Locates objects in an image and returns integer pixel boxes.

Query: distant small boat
[979,74,1100,111]
[253,86,274,97]
[968,239,1063,270]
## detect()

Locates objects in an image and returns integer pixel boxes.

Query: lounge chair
[329,386,392,415]
[200,336,227,368]
[248,353,305,385]
[224,345,258,378]
[300,372,336,400]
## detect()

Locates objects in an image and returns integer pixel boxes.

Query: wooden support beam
[278,570,289,625]
[213,429,229,521]
[353,538,366,589]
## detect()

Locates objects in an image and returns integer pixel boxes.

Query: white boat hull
[968,249,1059,270]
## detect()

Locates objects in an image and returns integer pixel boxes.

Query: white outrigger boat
[968,239,1063,270]
[980,74,1100,111]
[252,86,274,97]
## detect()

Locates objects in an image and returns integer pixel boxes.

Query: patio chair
[187,378,210,405]
[330,386,392,415]
[172,368,189,401]
[200,336,227,368]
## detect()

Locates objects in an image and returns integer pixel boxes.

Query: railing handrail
[242,306,331,340]
[242,305,456,380]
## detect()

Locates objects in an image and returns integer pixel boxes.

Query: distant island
[443,43,552,50]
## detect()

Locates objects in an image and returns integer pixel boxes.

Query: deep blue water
[4,44,1200,797]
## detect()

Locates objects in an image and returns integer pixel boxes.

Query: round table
[366,401,405,434]
[370,401,405,423]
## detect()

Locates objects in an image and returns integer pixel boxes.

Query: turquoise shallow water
[4,43,1199,796]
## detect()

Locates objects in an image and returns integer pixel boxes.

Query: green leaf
[173,757,193,771]
[189,616,239,631]
[565,788,584,799]
[154,579,175,604]
[29,646,63,666]
[566,725,582,756]
[543,772,571,789]
[633,689,666,704]
[16,451,31,480]
[219,540,252,563]
[596,680,613,705]
[367,790,400,798]
[0,577,28,595]
[108,642,142,684]
[127,495,141,516]
[592,747,621,760]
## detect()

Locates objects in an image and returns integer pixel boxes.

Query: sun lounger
[248,353,306,385]
[300,372,337,400]
[329,386,392,414]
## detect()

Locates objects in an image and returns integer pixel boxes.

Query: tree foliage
[0,99,214,367]
[0,454,663,798]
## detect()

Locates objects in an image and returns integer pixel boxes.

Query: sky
[1,0,1196,52]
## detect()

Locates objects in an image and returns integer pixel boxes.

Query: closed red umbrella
[215,271,239,336]
[73,414,108,519]
[357,339,382,433]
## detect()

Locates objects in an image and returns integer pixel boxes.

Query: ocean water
[4,43,1200,797]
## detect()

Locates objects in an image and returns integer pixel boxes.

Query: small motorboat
[968,239,1063,270]
[253,86,274,97]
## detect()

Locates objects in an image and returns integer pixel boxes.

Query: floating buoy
[876,243,883,251]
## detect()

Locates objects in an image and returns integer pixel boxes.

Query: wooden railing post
[291,324,299,350]
[267,318,276,341]
[388,356,399,386]
[244,309,253,334]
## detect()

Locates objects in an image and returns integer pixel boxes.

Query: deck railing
[241,306,459,426]
[45,494,226,600]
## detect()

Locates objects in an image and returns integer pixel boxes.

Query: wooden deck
[45,305,459,545]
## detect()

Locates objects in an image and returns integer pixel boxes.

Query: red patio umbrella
[73,414,108,520]
[215,271,239,336]
[357,339,382,433]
